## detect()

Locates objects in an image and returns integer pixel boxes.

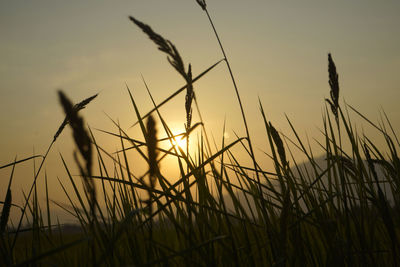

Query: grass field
[1,1,400,266]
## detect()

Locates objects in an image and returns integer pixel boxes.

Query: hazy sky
[1,1,400,221]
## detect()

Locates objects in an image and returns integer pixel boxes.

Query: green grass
[1,2,400,266]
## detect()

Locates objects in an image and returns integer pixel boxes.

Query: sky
[1,0,400,222]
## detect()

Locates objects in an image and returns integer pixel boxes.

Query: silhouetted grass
[1,2,399,266]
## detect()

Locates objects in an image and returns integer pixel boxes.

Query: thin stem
[204,9,261,189]
[11,141,54,250]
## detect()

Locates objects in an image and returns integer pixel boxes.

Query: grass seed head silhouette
[269,122,287,167]
[58,91,96,214]
[326,53,340,119]
[129,16,187,79]
[196,0,207,10]
[129,16,195,133]
[146,114,159,184]
[185,64,194,130]
[53,93,98,142]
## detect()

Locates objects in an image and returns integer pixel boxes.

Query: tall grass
[1,2,399,266]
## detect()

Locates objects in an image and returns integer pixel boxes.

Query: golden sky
[1,0,400,222]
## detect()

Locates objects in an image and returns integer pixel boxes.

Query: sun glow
[171,136,187,151]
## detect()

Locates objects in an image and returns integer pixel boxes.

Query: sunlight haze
[1,0,400,223]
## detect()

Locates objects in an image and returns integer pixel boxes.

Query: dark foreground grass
[1,2,400,266]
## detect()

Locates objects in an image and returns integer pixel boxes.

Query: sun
[171,136,187,150]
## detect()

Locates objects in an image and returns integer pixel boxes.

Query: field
[1,1,400,266]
